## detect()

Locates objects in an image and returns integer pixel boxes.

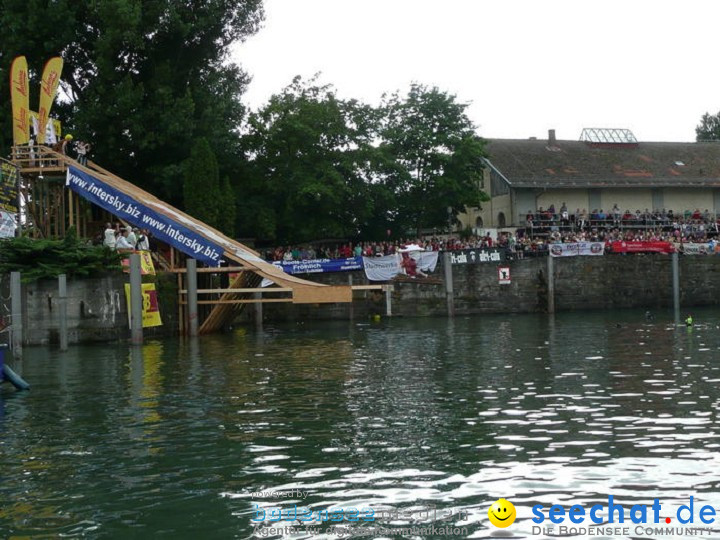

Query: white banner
[416,251,439,272]
[549,242,605,257]
[363,254,400,281]
[363,251,439,281]
[676,243,716,255]
[0,210,16,238]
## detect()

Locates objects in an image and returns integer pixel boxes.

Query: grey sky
[233,0,720,142]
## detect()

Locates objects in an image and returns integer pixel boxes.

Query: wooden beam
[179,287,292,294]
[170,266,250,273]
[182,298,294,305]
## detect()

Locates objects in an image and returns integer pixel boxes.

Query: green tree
[217,176,236,237]
[378,84,489,234]
[696,111,720,141]
[0,0,263,207]
[240,76,384,243]
[183,137,220,227]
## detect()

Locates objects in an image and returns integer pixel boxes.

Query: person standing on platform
[75,141,90,166]
[115,229,134,251]
[103,223,116,249]
[126,227,138,249]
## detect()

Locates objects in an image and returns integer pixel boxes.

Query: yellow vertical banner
[121,251,156,275]
[37,56,63,144]
[10,56,30,145]
[124,283,163,328]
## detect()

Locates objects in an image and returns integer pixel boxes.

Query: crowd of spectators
[265,235,499,262]
[527,204,720,232]
[266,205,720,262]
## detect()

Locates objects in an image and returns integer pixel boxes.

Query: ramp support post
[443,252,454,317]
[10,271,22,357]
[58,274,68,351]
[547,255,555,314]
[130,253,143,345]
[186,258,198,337]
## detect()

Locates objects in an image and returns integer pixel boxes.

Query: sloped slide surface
[60,155,350,303]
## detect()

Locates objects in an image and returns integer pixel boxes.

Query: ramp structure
[12,146,355,333]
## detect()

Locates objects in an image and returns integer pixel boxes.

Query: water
[2,310,720,539]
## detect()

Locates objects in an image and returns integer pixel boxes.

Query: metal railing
[518,212,720,237]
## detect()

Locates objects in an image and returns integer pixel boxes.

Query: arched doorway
[475,216,483,228]
[497,212,506,228]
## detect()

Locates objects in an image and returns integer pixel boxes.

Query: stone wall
[3,272,178,346]
[6,254,720,344]
[250,254,720,323]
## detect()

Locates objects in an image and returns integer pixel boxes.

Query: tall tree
[696,111,720,141]
[183,137,220,228]
[379,84,489,234]
[217,176,236,236]
[0,0,263,207]
[239,77,384,243]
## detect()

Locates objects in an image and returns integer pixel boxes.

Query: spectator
[103,222,116,249]
[75,141,91,166]
[126,227,138,248]
[115,229,134,251]
[136,229,150,251]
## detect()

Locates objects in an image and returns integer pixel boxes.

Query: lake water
[2,309,720,539]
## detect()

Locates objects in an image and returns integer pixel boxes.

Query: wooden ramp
[13,146,357,333]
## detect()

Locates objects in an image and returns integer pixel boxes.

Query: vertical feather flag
[10,56,30,145]
[37,57,63,144]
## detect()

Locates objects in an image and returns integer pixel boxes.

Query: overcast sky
[233,0,720,143]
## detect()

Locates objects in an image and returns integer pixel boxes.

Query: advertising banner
[363,254,400,281]
[450,248,506,264]
[416,251,439,272]
[121,251,156,275]
[37,57,63,144]
[67,166,224,266]
[10,56,30,145]
[124,283,162,328]
[549,242,605,257]
[676,243,719,255]
[0,163,19,213]
[608,241,674,254]
[0,211,16,238]
[363,252,438,281]
[272,257,363,274]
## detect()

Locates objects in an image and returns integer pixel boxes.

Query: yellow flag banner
[37,56,63,144]
[10,56,30,145]
[121,251,156,275]
[124,283,163,328]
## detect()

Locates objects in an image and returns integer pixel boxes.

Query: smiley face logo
[488,498,516,528]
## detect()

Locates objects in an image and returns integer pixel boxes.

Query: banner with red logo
[608,241,675,254]
[10,56,30,145]
[37,56,63,144]
[549,242,605,257]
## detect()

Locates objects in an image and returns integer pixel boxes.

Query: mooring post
[443,251,455,317]
[547,255,555,314]
[384,284,393,316]
[130,253,143,345]
[186,258,198,337]
[58,274,68,351]
[672,250,680,320]
[254,292,263,330]
[348,273,354,320]
[10,271,22,357]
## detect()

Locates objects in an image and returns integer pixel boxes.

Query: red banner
[608,241,675,254]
